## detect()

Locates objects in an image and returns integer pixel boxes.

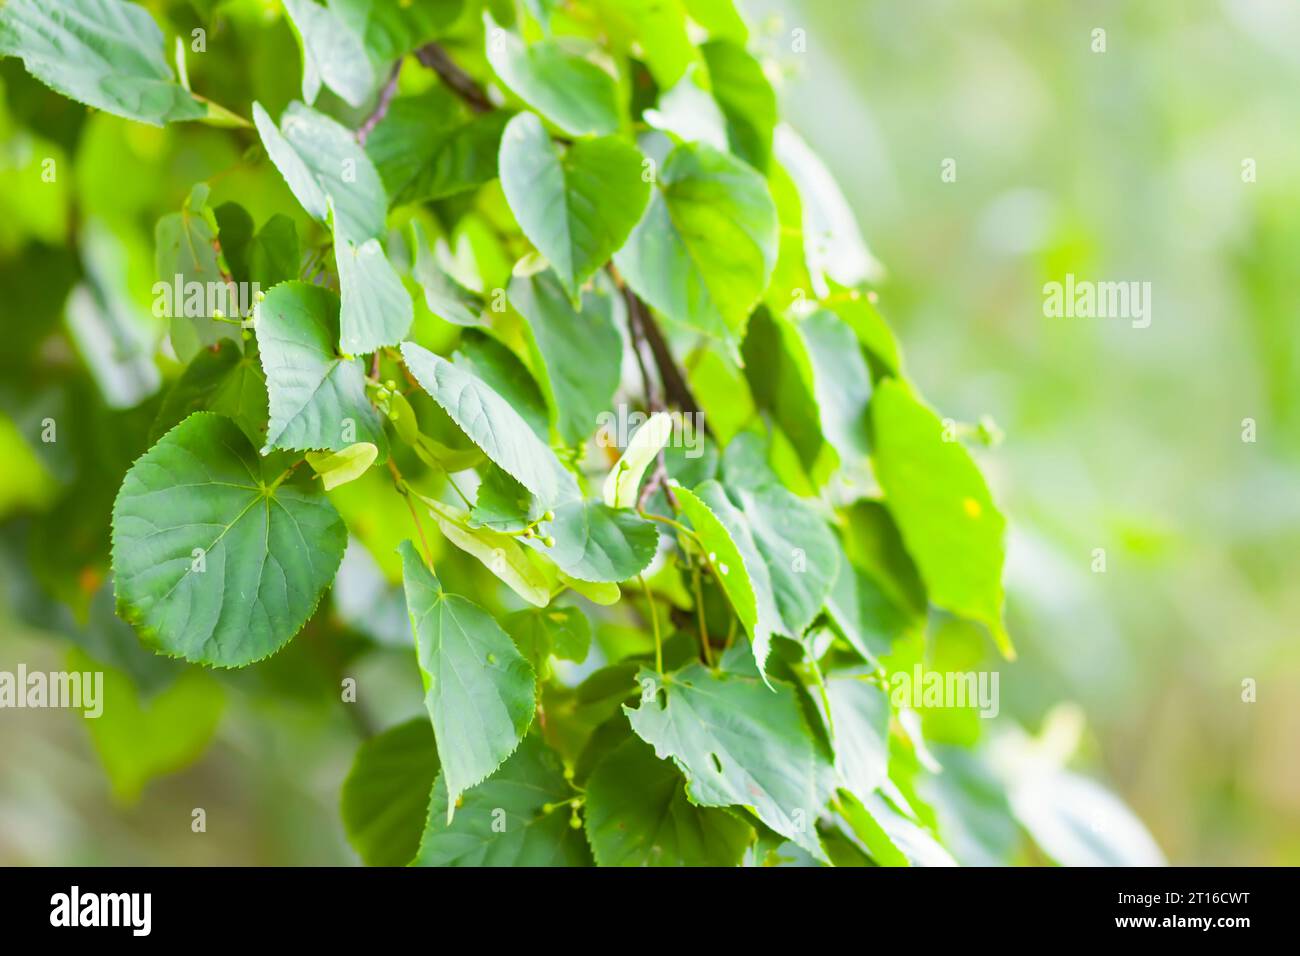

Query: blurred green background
[1,0,1297,865]
[748,0,1300,864]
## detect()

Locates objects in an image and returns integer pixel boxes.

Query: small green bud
[542,510,555,522]
[542,535,555,548]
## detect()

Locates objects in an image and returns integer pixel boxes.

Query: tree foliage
[0,0,1163,867]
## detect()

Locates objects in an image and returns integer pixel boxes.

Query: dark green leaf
[399,540,536,816]
[111,412,347,667]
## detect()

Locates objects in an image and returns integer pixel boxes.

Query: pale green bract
[603,411,673,508]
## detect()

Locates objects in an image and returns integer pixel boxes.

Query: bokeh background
[1,0,1297,865]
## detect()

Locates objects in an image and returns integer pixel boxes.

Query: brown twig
[356,59,403,144]
[414,43,493,113]
[618,280,704,421]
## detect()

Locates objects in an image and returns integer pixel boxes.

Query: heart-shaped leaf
[499,112,650,301]
[613,142,777,347]
[111,412,347,667]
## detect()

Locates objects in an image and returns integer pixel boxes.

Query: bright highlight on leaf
[305,442,378,491]
[602,411,673,508]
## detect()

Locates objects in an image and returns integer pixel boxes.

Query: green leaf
[613,142,777,346]
[503,605,591,676]
[365,89,509,205]
[823,673,890,801]
[253,101,386,241]
[483,13,622,138]
[0,0,206,127]
[673,481,779,677]
[151,340,269,447]
[418,495,551,608]
[452,330,550,441]
[469,464,544,533]
[728,481,839,638]
[305,441,378,490]
[247,215,301,289]
[255,281,387,455]
[741,307,823,474]
[992,727,1165,867]
[285,0,461,107]
[332,207,414,355]
[824,551,916,665]
[399,540,536,819]
[508,268,623,445]
[341,718,440,867]
[624,663,835,860]
[253,100,409,352]
[602,411,673,508]
[413,734,591,866]
[73,648,224,803]
[533,500,660,583]
[684,0,748,42]
[154,183,231,362]
[836,789,957,867]
[111,412,348,667]
[499,112,650,301]
[774,124,880,295]
[798,307,873,463]
[283,0,373,107]
[411,222,484,327]
[591,0,696,89]
[871,378,1010,656]
[643,63,729,150]
[824,289,900,375]
[401,342,578,507]
[700,40,776,171]
[585,734,753,866]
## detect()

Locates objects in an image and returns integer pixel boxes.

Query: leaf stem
[388,458,434,568]
[356,59,403,144]
[639,574,663,673]
[691,561,713,668]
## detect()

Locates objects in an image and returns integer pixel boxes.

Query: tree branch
[356,59,403,144]
[414,42,493,113]
[621,282,703,421]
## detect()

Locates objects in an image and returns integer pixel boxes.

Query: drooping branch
[414,42,493,113]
